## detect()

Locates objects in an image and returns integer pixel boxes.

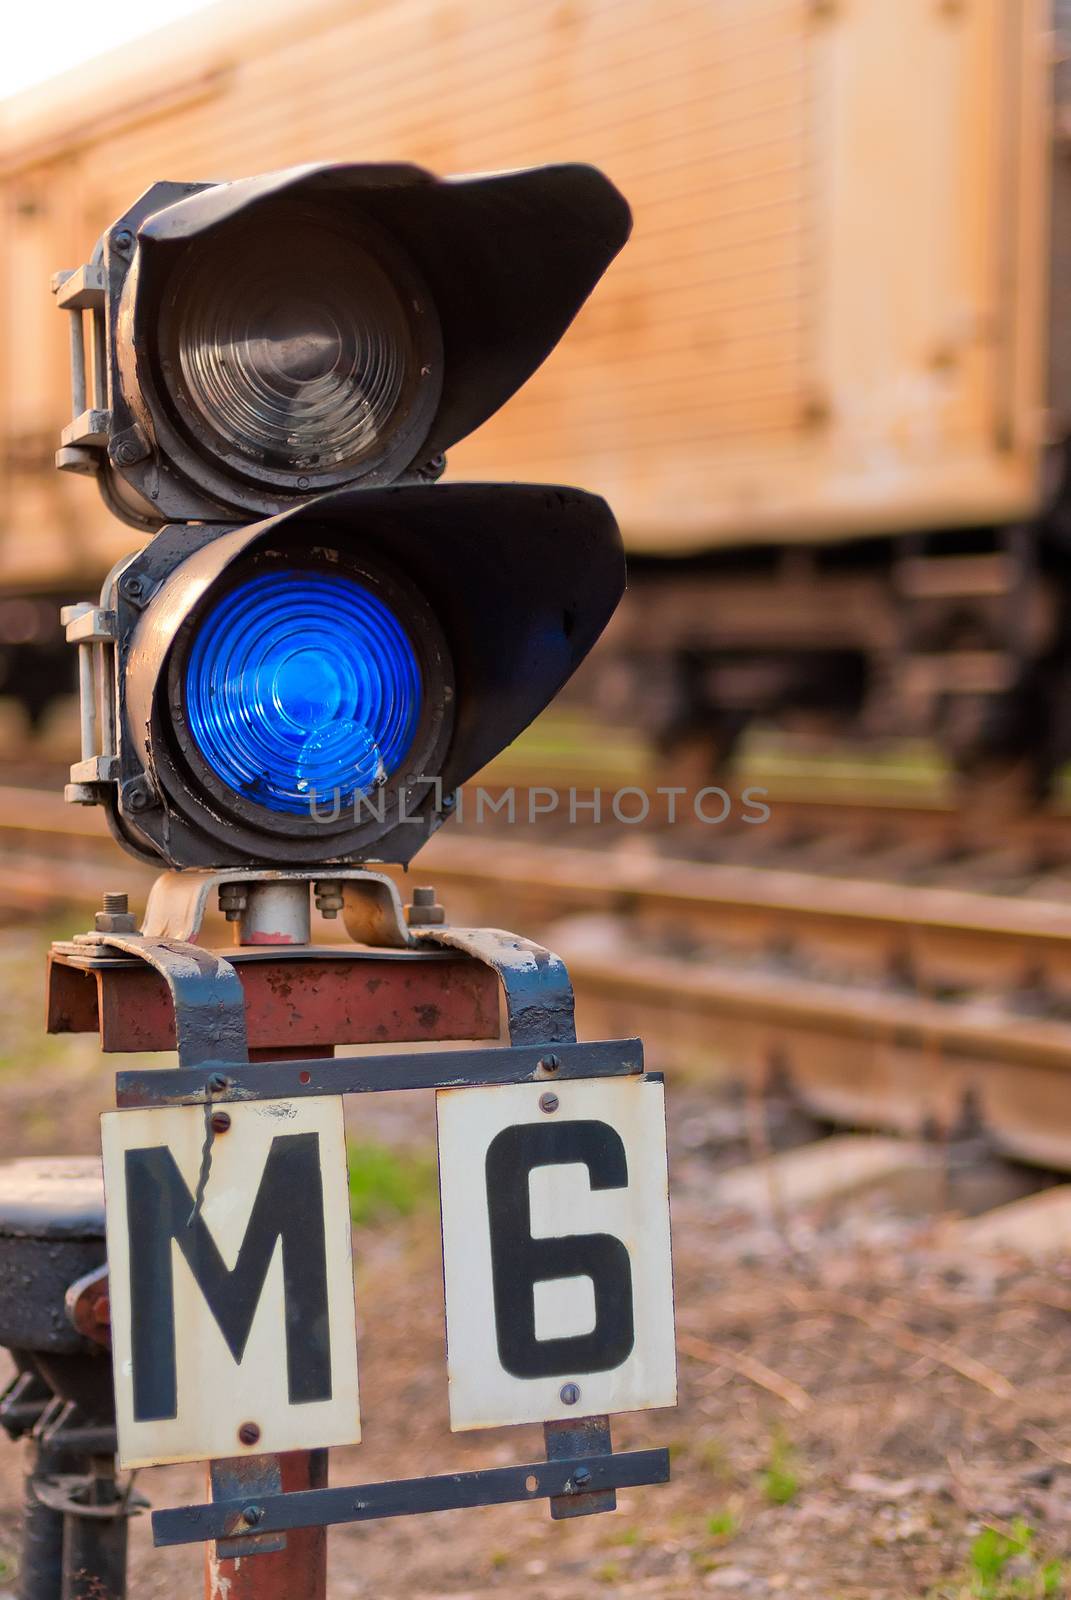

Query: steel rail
[6,786,1071,1163]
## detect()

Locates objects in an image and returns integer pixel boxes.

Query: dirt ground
[0,918,1069,1598]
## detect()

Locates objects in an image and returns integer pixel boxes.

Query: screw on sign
[0,157,676,1600]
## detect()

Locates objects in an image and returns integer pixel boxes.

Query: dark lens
[159,214,438,483]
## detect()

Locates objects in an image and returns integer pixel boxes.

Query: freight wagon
[0,0,1066,788]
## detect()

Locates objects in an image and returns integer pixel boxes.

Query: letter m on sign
[127,1133,331,1421]
[101,1097,361,1469]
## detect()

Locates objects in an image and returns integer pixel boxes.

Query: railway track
[3,784,1071,1170]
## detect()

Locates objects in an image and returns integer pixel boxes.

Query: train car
[0,0,1066,787]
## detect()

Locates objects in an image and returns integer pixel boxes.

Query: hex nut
[314,880,344,920]
[406,885,446,926]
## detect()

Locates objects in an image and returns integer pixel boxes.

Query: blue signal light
[183,570,422,814]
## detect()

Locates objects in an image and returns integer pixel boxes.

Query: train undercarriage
[602,506,1071,808]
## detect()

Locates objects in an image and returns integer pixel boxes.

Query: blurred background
[2,0,1068,802]
[6,4,1071,1598]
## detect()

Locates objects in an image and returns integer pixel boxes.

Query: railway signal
[0,158,676,1600]
[55,162,630,869]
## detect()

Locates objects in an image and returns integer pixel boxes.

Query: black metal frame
[116,1037,645,1108]
[153,1447,670,1548]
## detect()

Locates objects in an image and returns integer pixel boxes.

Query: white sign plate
[437,1075,676,1431]
[101,1095,360,1469]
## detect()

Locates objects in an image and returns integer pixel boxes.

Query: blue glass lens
[183,570,422,814]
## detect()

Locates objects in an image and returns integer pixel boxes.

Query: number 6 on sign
[436,1075,676,1431]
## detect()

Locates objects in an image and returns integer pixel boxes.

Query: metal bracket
[545,1416,617,1519]
[52,264,109,478]
[209,1456,287,1558]
[115,1038,644,1108]
[415,926,577,1046]
[32,1474,146,1522]
[61,600,121,802]
[0,1368,52,1440]
[55,933,248,1070]
[152,1448,670,1548]
[33,1397,116,1458]
[144,867,413,945]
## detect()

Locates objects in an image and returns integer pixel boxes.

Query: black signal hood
[86,162,631,526]
[102,481,625,870]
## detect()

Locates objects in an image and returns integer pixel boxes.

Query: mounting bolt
[314,880,344,920]
[110,426,150,469]
[572,1466,592,1488]
[121,777,156,814]
[219,884,249,923]
[559,1383,580,1406]
[242,1505,263,1527]
[405,885,445,927]
[539,1054,560,1074]
[122,575,143,600]
[94,891,137,934]
[237,1422,260,1446]
[208,1074,229,1094]
[113,228,134,255]
[210,1111,232,1134]
[539,1092,559,1114]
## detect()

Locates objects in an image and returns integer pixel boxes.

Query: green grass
[929,1521,1067,1599]
[705,1508,740,1541]
[760,1431,800,1506]
[346,1141,437,1226]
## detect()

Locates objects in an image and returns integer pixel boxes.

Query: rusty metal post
[205,1449,327,1600]
[205,881,327,1600]
[203,1046,329,1600]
